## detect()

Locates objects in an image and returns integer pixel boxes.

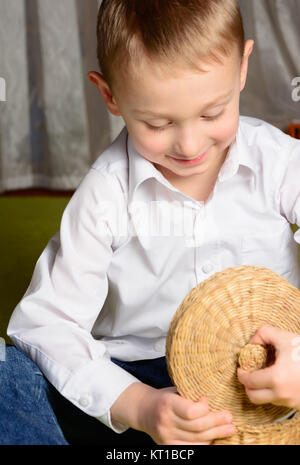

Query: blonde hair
[97,0,245,91]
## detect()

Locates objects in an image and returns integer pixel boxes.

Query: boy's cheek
[133,136,169,159]
[214,118,239,145]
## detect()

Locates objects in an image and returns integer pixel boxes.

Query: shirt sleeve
[7,168,141,434]
[279,141,300,245]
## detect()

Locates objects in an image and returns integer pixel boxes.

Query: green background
[1,197,70,341]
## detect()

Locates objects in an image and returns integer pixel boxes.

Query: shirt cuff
[97,410,129,434]
[60,356,142,432]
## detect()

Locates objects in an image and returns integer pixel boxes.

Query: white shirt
[7,116,300,433]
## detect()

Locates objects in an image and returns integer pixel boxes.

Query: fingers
[243,387,274,405]
[185,424,236,443]
[174,409,233,433]
[173,396,210,420]
[197,423,237,442]
[238,365,278,405]
[171,395,236,441]
[249,325,288,348]
[174,420,236,443]
[156,392,236,444]
[237,366,273,389]
[171,411,236,443]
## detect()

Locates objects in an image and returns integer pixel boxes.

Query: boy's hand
[111,382,236,445]
[137,386,236,445]
[237,325,300,410]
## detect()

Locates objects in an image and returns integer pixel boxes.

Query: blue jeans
[0,345,173,445]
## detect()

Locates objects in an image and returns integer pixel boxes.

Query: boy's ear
[240,40,254,92]
[88,71,121,116]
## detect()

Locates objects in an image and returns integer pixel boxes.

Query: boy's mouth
[167,150,210,167]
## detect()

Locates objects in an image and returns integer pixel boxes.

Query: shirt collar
[126,118,257,203]
[218,119,257,183]
[126,131,178,203]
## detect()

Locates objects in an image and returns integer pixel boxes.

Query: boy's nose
[173,129,208,160]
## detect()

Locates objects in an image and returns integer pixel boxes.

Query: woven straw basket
[166,266,300,445]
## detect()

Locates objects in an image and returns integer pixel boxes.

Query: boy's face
[89,40,253,185]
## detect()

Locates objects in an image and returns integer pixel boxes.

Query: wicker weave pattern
[166,266,300,445]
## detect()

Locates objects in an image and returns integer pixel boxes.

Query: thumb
[249,325,286,350]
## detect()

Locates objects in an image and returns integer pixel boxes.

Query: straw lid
[166,266,300,427]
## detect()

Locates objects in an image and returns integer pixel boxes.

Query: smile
[167,150,210,167]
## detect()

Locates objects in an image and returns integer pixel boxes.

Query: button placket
[183,203,197,248]
[194,206,206,247]
[193,205,207,283]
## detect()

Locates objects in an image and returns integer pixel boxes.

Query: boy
[3,0,300,445]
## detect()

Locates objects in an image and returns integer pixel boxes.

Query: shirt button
[79,396,91,408]
[202,262,214,274]
[154,340,165,352]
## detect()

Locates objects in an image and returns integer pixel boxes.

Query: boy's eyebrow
[133,90,234,118]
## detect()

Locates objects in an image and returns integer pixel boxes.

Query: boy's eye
[146,123,169,132]
[146,110,224,132]
[202,111,224,121]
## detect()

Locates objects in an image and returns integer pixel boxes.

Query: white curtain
[0,0,124,193]
[0,1,299,193]
[239,0,300,130]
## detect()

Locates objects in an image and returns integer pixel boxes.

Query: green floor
[0,196,70,342]
[0,197,299,344]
